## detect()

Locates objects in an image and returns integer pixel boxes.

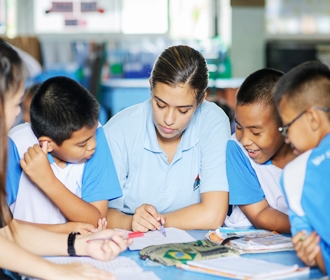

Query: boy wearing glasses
[274,61,330,275]
[224,68,295,234]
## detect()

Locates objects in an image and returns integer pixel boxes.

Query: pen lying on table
[86,231,144,243]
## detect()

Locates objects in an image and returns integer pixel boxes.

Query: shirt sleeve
[226,139,265,205]
[199,112,230,193]
[6,137,21,205]
[81,126,122,203]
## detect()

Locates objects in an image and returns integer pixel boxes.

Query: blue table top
[119,230,325,280]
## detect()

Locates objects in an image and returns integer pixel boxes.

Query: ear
[38,136,55,153]
[149,78,153,92]
[306,108,322,131]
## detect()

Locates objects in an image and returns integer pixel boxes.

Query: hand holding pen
[131,203,166,235]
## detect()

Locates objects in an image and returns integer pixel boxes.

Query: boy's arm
[15,219,97,234]
[20,144,107,226]
[239,200,291,234]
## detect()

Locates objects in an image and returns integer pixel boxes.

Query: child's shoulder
[8,123,38,157]
[8,122,33,137]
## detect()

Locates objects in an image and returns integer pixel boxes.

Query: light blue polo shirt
[104,99,230,214]
[282,133,330,274]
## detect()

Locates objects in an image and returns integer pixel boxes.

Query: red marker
[128,232,144,238]
[87,232,144,243]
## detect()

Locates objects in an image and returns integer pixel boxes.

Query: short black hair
[30,76,100,145]
[236,68,284,124]
[274,61,330,113]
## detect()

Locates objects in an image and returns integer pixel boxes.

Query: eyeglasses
[278,106,329,138]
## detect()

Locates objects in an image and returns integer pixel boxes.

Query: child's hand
[65,222,97,234]
[19,143,55,188]
[292,231,320,266]
[96,218,108,231]
[131,204,165,232]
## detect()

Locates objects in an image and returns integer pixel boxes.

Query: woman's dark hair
[150,45,209,103]
[0,39,24,227]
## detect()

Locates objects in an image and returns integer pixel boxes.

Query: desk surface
[120,230,325,280]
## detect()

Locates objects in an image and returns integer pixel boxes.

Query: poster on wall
[34,0,121,33]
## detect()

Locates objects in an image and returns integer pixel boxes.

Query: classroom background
[1,0,329,124]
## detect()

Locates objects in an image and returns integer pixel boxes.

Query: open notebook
[178,255,310,279]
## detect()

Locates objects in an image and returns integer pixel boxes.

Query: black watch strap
[67,232,81,257]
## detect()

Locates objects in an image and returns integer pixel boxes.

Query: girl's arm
[107,192,228,231]
[0,220,131,279]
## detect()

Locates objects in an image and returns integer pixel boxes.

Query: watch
[67,232,81,257]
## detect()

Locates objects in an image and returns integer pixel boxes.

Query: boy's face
[235,103,284,164]
[278,99,319,155]
[48,123,98,164]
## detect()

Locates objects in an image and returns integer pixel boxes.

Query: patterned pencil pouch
[139,239,240,266]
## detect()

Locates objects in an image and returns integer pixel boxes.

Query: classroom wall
[231,6,265,78]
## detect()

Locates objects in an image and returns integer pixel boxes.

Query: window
[266,0,330,35]
[121,0,168,34]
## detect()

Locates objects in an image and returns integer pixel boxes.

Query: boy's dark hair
[30,76,100,146]
[236,68,284,125]
[273,61,330,114]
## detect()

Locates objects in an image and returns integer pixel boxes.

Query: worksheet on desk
[40,256,160,280]
[129,227,196,250]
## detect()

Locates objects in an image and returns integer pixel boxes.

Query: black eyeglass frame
[278,106,329,137]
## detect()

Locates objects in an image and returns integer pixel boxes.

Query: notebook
[178,255,310,279]
[207,227,294,253]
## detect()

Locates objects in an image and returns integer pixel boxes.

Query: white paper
[128,227,196,250]
[188,255,299,279]
[42,256,160,280]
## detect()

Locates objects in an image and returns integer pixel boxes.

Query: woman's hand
[292,231,320,266]
[76,229,133,261]
[132,204,166,232]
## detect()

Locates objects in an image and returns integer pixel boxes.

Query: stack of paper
[178,255,310,279]
[207,227,294,253]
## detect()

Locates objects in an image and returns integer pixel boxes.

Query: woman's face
[5,81,24,131]
[151,82,201,143]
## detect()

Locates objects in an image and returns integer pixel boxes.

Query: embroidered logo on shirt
[193,174,200,191]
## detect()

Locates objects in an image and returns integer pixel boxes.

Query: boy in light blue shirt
[224,68,295,233]
[7,76,122,233]
[274,61,330,275]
